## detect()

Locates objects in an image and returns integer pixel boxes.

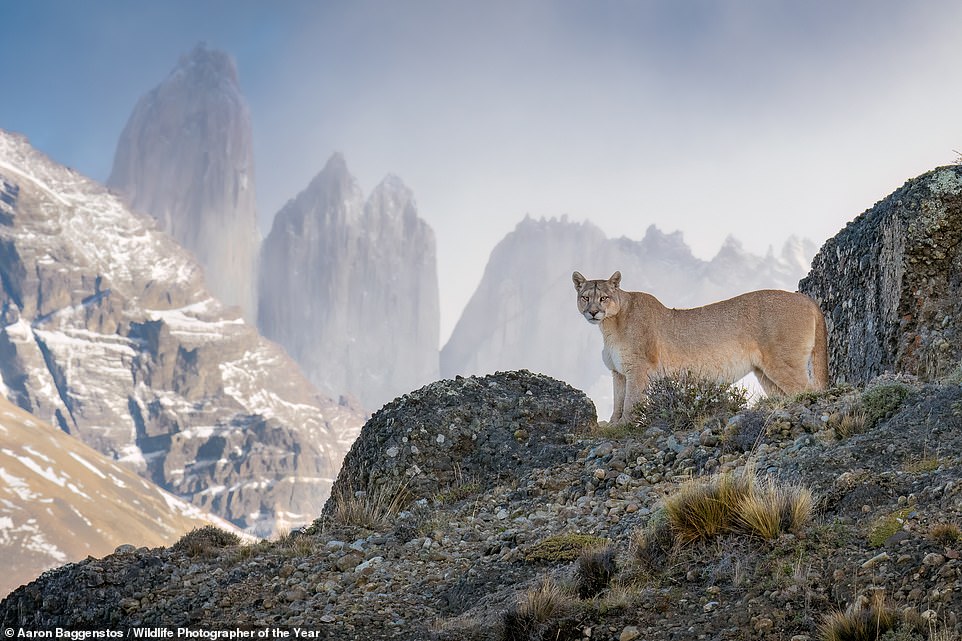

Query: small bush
[632,371,749,432]
[501,578,578,641]
[524,533,608,564]
[576,545,617,598]
[171,525,240,557]
[859,383,911,429]
[330,482,409,529]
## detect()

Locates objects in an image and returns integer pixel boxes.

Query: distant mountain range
[0,395,246,598]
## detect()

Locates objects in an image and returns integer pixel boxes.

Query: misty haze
[2,3,962,636]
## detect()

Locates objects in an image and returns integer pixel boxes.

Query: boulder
[800,165,962,384]
[325,370,596,508]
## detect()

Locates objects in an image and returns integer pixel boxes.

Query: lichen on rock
[324,370,597,509]
[800,165,962,384]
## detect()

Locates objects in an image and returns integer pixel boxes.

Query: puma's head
[572,271,622,324]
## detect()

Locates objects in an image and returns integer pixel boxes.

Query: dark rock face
[258,154,439,411]
[799,166,962,384]
[441,216,815,403]
[0,130,361,536]
[108,44,260,321]
[325,370,596,507]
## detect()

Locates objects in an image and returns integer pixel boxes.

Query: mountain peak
[174,42,239,86]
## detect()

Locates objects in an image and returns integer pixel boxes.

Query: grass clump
[629,468,812,567]
[524,533,608,564]
[929,523,961,545]
[575,544,617,598]
[833,408,868,440]
[632,370,749,432]
[859,382,912,429]
[663,469,812,544]
[820,592,922,641]
[501,577,579,641]
[330,481,409,529]
[171,525,241,557]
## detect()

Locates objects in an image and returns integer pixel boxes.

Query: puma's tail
[811,307,829,390]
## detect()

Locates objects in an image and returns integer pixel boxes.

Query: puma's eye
[580,296,589,302]
[600,296,608,302]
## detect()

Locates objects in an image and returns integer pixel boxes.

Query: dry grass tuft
[930,523,962,545]
[819,593,904,641]
[330,481,409,529]
[662,468,813,545]
[501,577,578,641]
[576,544,617,598]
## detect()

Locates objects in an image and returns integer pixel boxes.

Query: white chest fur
[602,342,624,375]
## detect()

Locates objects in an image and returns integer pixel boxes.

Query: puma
[572,271,829,423]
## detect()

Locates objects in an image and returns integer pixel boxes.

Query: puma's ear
[608,271,621,288]
[572,271,586,290]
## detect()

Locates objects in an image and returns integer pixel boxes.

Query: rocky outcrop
[4,375,962,639]
[441,216,816,411]
[258,154,439,411]
[108,44,260,321]
[0,129,362,536]
[0,396,246,598]
[799,165,962,384]
[325,370,596,507]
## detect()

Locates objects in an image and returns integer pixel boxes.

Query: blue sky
[2,1,962,339]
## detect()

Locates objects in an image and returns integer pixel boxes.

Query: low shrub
[632,370,749,432]
[171,525,240,557]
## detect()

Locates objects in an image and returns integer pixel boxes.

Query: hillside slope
[0,396,244,599]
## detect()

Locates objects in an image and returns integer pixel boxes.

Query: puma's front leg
[610,370,626,423]
[622,366,651,421]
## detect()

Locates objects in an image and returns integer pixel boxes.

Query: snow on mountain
[0,395,248,598]
[0,129,362,536]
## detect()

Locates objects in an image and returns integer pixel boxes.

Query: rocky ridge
[108,43,260,320]
[3,370,961,640]
[801,164,962,386]
[0,129,362,536]
[258,153,440,412]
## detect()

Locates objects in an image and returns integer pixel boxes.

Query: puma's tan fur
[572,271,829,423]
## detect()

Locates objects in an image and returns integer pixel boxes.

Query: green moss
[859,383,912,429]
[867,507,912,548]
[524,533,609,564]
